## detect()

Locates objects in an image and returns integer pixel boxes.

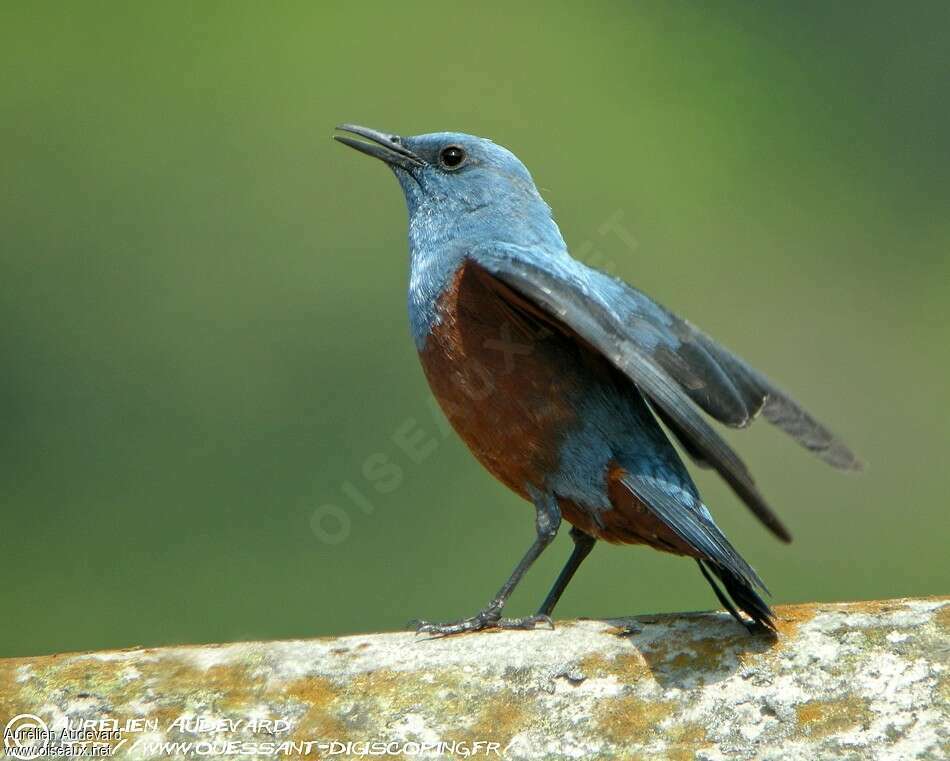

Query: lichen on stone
[0,597,945,760]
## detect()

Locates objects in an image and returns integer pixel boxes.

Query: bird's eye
[439,145,466,170]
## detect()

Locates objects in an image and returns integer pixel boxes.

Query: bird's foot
[411,608,554,637]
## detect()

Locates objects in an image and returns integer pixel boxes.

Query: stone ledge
[1,597,947,759]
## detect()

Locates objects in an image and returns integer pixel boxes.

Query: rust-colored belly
[416,262,699,557]
[418,262,586,500]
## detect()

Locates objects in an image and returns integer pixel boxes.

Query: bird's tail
[697,559,775,632]
[611,469,776,632]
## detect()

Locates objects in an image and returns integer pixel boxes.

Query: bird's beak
[334,124,424,169]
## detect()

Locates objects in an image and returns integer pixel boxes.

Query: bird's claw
[502,613,555,631]
[411,609,554,637]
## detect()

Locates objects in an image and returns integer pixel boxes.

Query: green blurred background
[2,1,948,658]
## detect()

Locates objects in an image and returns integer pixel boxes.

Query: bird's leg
[413,493,560,636]
[536,527,596,617]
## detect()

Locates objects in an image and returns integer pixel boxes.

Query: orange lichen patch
[24,654,151,719]
[35,656,103,693]
[0,660,25,719]
[820,597,946,618]
[934,602,950,632]
[770,598,946,658]
[35,655,113,697]
[282,676,349,740]
[139,704,181,733]
[637,630,775,684]
[836,599,901,616]
[287,667,481,740]
[610,651,653,681]
[576,652,615,679]
[150,659,268,711]
[857,625,913,651]
[595,693,678,745]
[589,622,780,694]
[310,669,401,738]
[796,697,872,738]
[346,668,441,713]
[13,653,279,748]
[577,650,651,682]
[461,691,530,748]
[936,668,950,706]
[667,722,709,761]
[771,602,819,640]
[664,634,748,674]
[672,724,708,745]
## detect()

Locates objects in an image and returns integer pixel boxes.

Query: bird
[334,124,861,635]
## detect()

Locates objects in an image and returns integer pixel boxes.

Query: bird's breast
[417,260,592,498]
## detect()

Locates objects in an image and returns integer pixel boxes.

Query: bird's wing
[617,471,767,595]
[467,243,861,542]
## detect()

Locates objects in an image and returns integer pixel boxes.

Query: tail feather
[698,559,775,632]
[612,470,776,633]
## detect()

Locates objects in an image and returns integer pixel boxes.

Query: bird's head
[335,124,563,251]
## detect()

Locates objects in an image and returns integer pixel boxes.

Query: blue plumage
[335,124,860,635]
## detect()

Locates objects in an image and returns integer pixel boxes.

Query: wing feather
[468,243,861,540]
[618,472,768,594]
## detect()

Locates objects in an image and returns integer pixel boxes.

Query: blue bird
[335,124,861,635]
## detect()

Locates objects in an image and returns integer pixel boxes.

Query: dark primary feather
[691,330,863,471]
[650,401,792,542]
[697,559,775,631]
[620,473,767,593]
[620,473,774,629]
[605,270,863,472]
[470,243,861,541]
